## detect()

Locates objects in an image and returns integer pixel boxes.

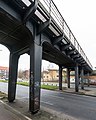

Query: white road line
[42,94,65,100]
[41,101,53,106]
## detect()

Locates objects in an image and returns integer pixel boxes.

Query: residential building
[42,68,66,82]
[0,66,9,79]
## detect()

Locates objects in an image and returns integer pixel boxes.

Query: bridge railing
[30,0,93,69]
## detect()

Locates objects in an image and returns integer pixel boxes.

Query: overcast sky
[0,0,96,70]
[54,0,96,69]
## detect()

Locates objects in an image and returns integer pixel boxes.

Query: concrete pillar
[59,65,62,90]
[81,68,84,90]
[75,64,79,92]
[67,68,70,88]
[29,43,42,113]
[8,53,19,102]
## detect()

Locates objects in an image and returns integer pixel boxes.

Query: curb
[63,91,96,97]
[0,100,32,120]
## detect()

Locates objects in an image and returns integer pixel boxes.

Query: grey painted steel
[75,64,79,92]
[59,65,62,90]
[87,73,90,87]
[29,42,42,113]
[8,53,19,102]
[0,0,93,114]
[81,68,84,90]
[67,68,70,88]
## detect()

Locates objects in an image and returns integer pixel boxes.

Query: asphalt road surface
[0,82,96,120]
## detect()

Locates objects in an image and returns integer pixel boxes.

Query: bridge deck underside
[0,16,75,68]
[43,43,75,68]
[0,0,93,73]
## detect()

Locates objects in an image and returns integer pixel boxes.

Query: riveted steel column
[59,65,62,90]
[8,53,19,102]
[29,42,42,113]
[67,68,70,88]
[87,73,90,87]
[75,64,79,92]
[81,68,84,90]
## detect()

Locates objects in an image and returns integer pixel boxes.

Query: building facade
[42,69,66,82]
[0,66,9,79]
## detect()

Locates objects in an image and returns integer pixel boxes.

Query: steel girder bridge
[0,0,93,113]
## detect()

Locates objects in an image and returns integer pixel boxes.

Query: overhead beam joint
[52,34,64,45]
[61,43,71,51]
[37,19,51,34]
[23,0,39,23]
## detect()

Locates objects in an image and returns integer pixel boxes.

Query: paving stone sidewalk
[0,92,78,120]
[0,85,96,120]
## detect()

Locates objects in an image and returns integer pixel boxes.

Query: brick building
[0,66,9,79]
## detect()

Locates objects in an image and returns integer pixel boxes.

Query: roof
[0,66,9,71]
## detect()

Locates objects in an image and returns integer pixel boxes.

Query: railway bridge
[0,0,93,113]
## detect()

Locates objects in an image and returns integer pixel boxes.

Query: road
[0,82,96,120]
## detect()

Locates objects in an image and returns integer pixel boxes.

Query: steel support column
[67,68,70,88]
[87,73,90,87]
[8,53,19,102]
[29,42,42,113]
[81,68,84,90]
[75,64,79,92]
[59,65,62,90]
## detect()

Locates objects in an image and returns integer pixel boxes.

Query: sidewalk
[0,85,96,120]
[62,85,96,97]
[0,93,77,120]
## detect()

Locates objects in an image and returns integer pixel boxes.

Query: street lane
[0,82,96,120]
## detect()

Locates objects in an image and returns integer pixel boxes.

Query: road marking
[17,97,28,99]
[0,100,32,120]
[41,101,53,106]
[42,94,65,100]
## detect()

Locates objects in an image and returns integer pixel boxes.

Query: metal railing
[38,0,93,69]
[21,0,92,69]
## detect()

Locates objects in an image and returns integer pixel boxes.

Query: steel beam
[81,68,84,90]
[67,68,70,88]
[75,63,79,92]
[67,49,76,55]
[59,65,62,90]
[29,42,42,113]
[0,0,22,22]
[61,43,71,51]
[8,53,20,102]
[23,0,39,23]
[53,34,64,45]
[38,20,50,34]
[72,54,79,59]
[76,57,83,61]
[62,44,71,51]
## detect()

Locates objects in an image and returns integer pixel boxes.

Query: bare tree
[18,69,23,79]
